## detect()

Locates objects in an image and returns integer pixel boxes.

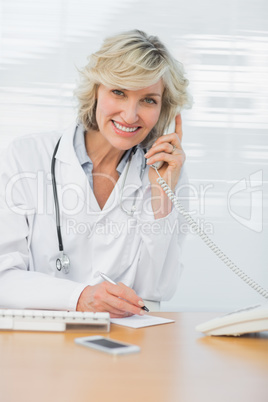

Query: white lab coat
[0,124,189,310]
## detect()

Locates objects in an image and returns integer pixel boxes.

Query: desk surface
[0,312,267,402]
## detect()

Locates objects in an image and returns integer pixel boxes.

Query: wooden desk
[0,312,267,402]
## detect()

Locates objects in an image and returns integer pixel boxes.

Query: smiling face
[95,80,164,150]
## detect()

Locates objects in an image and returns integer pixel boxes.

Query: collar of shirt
[73,123,132,187]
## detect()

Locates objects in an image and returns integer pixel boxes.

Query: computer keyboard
[0,309,110,332]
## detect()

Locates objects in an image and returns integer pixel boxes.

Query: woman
[0,30,192,317]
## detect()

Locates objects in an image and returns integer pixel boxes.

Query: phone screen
[86,338,128,349]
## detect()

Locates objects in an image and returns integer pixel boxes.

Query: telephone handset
[149,132,167,170]
[151,160,164,170]
[151,164,268,301]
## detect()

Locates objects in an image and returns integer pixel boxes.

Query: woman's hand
[76,281,146,318]
[145,114,185,219]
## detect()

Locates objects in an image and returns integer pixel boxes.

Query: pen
[99,272,149,312]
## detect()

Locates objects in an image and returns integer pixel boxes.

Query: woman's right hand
[76,281,146,318]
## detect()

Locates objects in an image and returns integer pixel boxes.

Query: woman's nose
[120,101,139,124]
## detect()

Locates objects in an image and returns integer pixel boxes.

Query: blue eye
[144,98,157,104]
[112,89,124,96]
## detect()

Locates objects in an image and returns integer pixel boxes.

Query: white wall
[0,0,267,311]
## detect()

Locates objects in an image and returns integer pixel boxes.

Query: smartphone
[75,335,140,355]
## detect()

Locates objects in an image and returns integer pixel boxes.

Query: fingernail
[140,309,145,315]
[138,300,145,307]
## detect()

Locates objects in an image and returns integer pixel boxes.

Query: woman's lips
[111,120,141,137]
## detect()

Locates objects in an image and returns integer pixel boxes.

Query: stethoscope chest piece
[56,253,70,274]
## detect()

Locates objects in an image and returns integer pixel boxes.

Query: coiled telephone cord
[155,170,268,300]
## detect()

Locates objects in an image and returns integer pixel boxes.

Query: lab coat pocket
[91,216,142,278]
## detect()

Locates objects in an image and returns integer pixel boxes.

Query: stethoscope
[51,137,147,274]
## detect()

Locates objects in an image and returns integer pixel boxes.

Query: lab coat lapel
[118,149,144,198]
[103,149,144,213]
[54,124,100,213]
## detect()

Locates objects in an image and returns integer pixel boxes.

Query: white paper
[111,314,174,328]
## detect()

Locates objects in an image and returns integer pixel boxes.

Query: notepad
[111,314,174,328]
[0,309,110,332]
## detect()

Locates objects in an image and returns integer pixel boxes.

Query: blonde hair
[75,29,192,147]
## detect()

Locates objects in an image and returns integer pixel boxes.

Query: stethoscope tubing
[51,138,64,253]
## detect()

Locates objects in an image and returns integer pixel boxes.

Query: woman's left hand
[145,114,185,192]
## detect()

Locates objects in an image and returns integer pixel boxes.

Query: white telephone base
[195,304,268,336]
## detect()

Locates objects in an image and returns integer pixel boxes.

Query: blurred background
[0,0,267,311]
